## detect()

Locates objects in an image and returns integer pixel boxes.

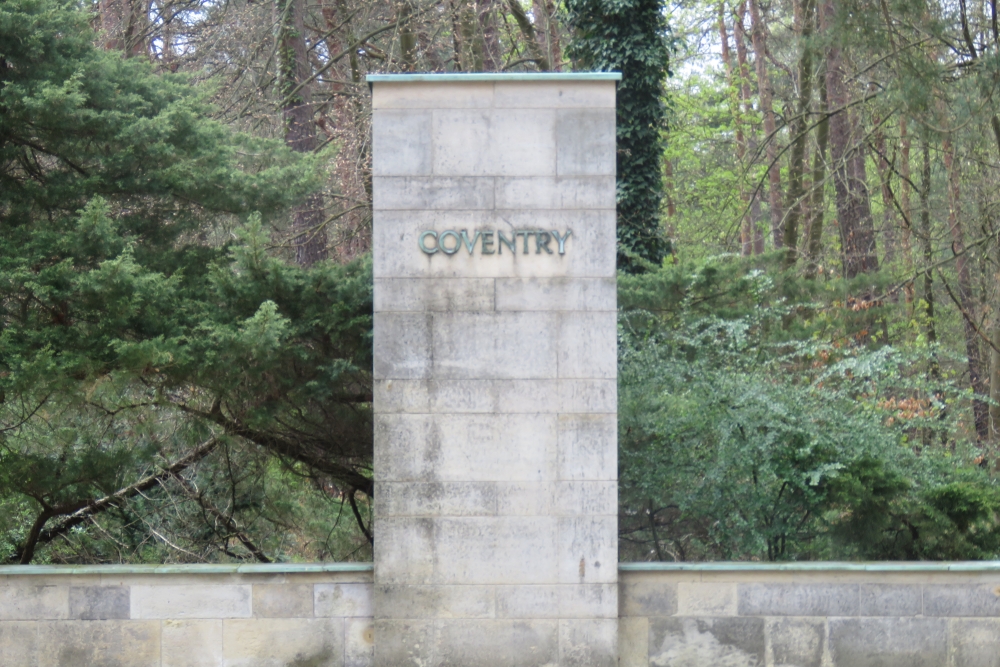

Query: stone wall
[619,563,1000,667]
[0,564,374,667]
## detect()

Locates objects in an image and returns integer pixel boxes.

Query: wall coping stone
[366,72,622,83]
[0,562,374,576]
[620,561,1000,572]
[4,561,1000,576]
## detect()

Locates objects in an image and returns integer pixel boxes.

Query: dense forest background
[2,0,1000,565]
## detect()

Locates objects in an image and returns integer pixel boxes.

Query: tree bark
[507,0,551,70]
[782,0,816,268]
[720,2,752,256]
[899,117,916,307]
[823,0,877,279]
[943,137,989,440]
[804,60,829,278]
[531,0,562,70]
[749,0,784,249]
[279,0,328,266]
[735,1,765,254]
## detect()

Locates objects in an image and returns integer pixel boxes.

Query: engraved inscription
[419,229,572,256]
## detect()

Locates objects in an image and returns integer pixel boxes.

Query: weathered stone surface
[494,176,616,211]
[858,583,922,617]
[315,583,374,618]
[492,82,616,109]
[768,618,824,667]
[559,619,617,667]
[676,582,736,617]
[559,379,616,414]
[252,584,313,618]
[222,618,344,667]
[68,586,129,620]
[557,414,617,481]
[557,311,618,379]
[372,82,494,109]
[373,619,437,667]
[373,176,495,211]
[0,584,67,620]
[372,312,431,380]
[431,311,559,379]
[0,621,39,666]
[620,581,678,618]
[828,617,947,667]
[375,585,495,619]
[923,584,1000,617]
[557,516,617,584]
[161,619,223,667]
[437,619,559,667]
[374,278,495,313]
[432,109,556,177]
[495,277,616,312]
[737,583,859,617]
[618,616,649,667]
[495,584,616,619]
[345,617,375,667]
[36,620,160,667]
[648,617,765,667]
[951,619,1000,667]
[556,109,617,176]
[130,585,251,619]
[379,482,498,517]
[372,110,432,177]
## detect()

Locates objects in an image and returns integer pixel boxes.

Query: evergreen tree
[564,0,673,272]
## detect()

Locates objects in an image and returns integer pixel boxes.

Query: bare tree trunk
[873,127,896,266]
[823,0,877,279]
[919,141,938,374]
[719,2,752,255]
[398,1,418,70]
[782,0,816,268]
[531,0,562,70]
[804,61,829,278]
[943,137,989,440]
[735,1,765,255]
[279,0,327,265]
[899,117,916,307]
[991,323,1000,442]
[508,0,551,70]
[749,0,783,249]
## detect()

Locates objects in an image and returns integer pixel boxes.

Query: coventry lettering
[418,229,572,256]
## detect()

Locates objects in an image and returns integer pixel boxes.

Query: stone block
[315,583,374,618]
[0,584,67,620]
[648,617,765,667]
[373,518,436,585]
[923,584,1000,617]
[557,311,617,380]
[496,584,616,619]
[620,580,678,618]
[768,618,824,667]
[676,582,736,616]
[373,379,432,413]
[493,176,616,210]
[375,413,557,483]
[828,617,947,667]
[373,619,437,667]
[345,617,375,667]
[161,619,223,667]
[372,176,494,211]
[372,110,432,176]
[68,586,129,620]
[0,621,39,666]
[859,583,922,616]
[556,109,617,176]
[130,584,251,619]
[551,481,618,516]
[557,414,617,481]
[559,618,617,667]
[374,584,495,619]
[432,110,557,177]
[430,517,560,585]
[430,379,558,413]
[222,618,344,667]
[252,584,313,618]
[618,616,649,667]
[737,583,859,617]
[372,312,431,380]
[379,482,498,517]
[437,619,559,667]
[372,82,494,109]
[36,620,160,667]
[431,311,559,379]
[494,277,616,312]
[558,379,616,414]
[374,278,495,312]
[951,619,1000,667]
[557,516,617,584]
[493,81,616,109]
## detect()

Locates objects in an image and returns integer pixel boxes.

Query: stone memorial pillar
[370,73,619,667]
